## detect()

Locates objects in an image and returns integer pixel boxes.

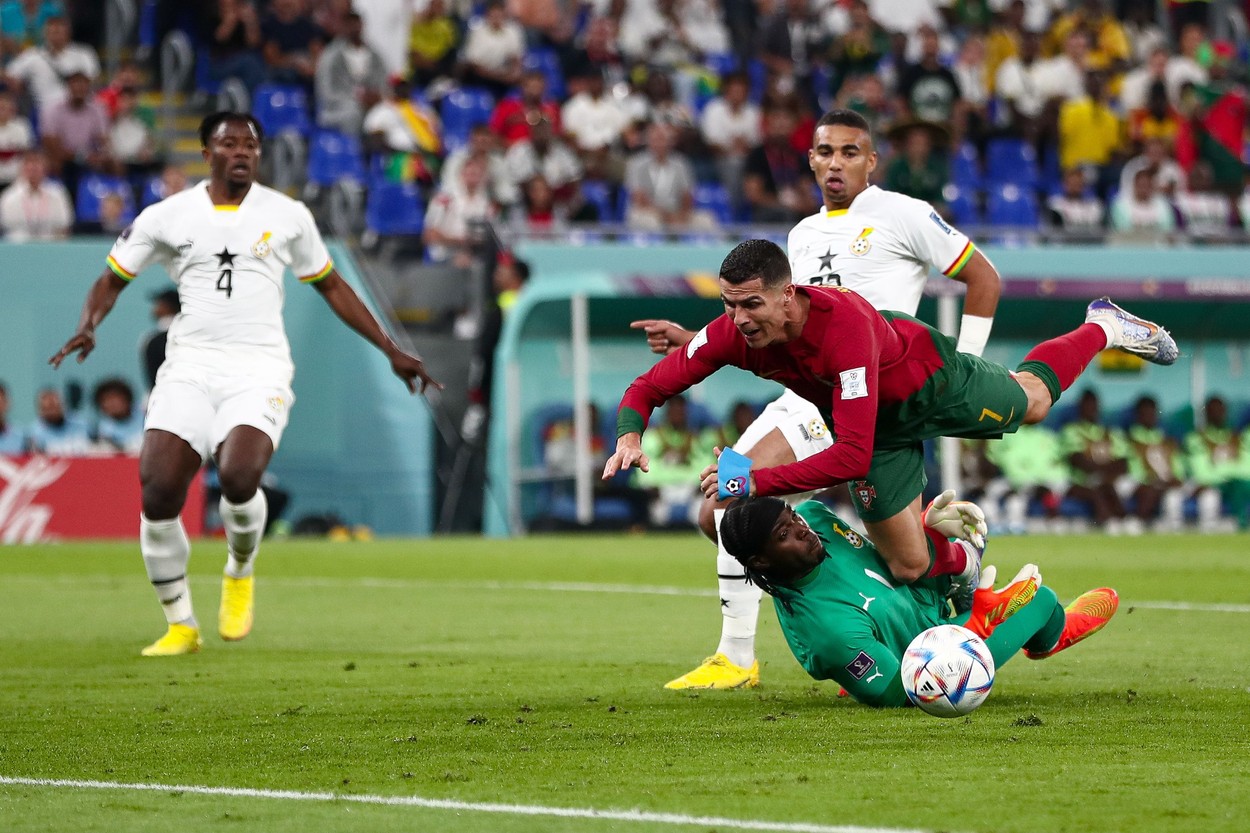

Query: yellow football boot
[140,623,202,657]
[218,574,255,641]
[664,653,760,690]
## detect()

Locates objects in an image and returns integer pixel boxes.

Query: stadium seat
[943,184,981,226]
[440,87,495,151]
[308,129,366,186]
[365,182,424,236]
[76,174,136,224]
[580,180,618,223]
[704,52,738,79]
[251,83,312,136]
[986,183,1039,227]
[693,183,733,224]
[522,48,565,100]
[985,138,1040,189]
[746,58,766,102]
[140,175,164,208]
[950,142,982,190]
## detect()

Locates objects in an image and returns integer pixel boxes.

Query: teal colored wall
[0,240,434,536]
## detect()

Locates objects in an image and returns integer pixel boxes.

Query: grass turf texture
[1,533,1248,833]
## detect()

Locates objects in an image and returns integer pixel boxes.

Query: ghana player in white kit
[51,113,440,657]
[634,110,1004,689]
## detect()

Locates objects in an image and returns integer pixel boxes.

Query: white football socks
[140,514,194,626]
[713,507,761,669]
[222,490,267,578]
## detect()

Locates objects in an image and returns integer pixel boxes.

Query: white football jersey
[107,181,333,383]
[786,185,975,316]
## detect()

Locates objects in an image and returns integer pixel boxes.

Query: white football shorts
[145,363,295,460]
[732,388,832,461]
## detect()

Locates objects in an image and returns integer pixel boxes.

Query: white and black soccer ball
[900,624,995,718]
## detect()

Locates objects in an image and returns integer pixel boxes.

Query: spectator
[314,10,387,135]
[1108,167,1176,243]
[1165,22,1208,104]
[1045,167,1103,235]
[1042,0,1128,79]
[205,0,266,94]
[0,0,64,56]
[984,423,1069,534]
[866,0,942,37]
[91,377,143,454]
[1057,70,1121,196]
[1126,80,1181,153]
[94,60,143,119]
[27,387,90,455]
[561,67,630,182]
[4,15,99,112]
[836,73,900,137]
[1182,41,1248,194]
[38,69,115,200]
[987,0,1060,35]
[883,119,949,208]
[442,122,518,207]
[993,29,1046,139]
[622,70,698,153]
[1121,46,1169,114]
[261,0,326,88]
[464,250,529,439]
[698,400,758,458]
[1033,26,1088,106]
[562,15,624,91]
[1124,395,1186,532]
[76,190,129,235]
[951,34,989,144]
[826,0,890,99]
[488,68,561,147]
[1120,0,1166,65]
[619,0,726,68]
[407,0,458,89]
[0,89,34,186]
[141,287,180,389]
[1061,389,1131,534]
[149,162,188,204]
[698,71,760,214]
[502,117,583,201]
[983,0,1025,96]
[458,0,525,99]
[758,0,826,99]
[362,75,444,187]
[1119,136,1185,199]
[0,149,72,240]
[510,174,567,231]
[623,122,716,232]
[742,104,807,224]
[1175,161,1232,239]
[541,402,653,530]
[0,381,25,454]
[895,24,961,126]
[109,85,161,179]
[422,153,497,264]
[640,394,705,527]
[1185,396,1250,531]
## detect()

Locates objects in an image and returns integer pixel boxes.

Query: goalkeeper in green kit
[718,495,1119,706]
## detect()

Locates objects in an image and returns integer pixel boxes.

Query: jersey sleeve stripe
[106,255,137,280]
[299,260,334,283]
[943,241,975,277]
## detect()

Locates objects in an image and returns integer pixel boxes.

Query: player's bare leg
[666,428,798,690]
[215,426,274,641]
[139,429,204,656]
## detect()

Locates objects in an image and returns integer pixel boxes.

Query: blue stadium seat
[746,58,766,102]
[365,182,424,235]
[522,48,565,100]
[251,83,312,136]
[308,129,366,186]
[951,142,982,190]
[985,138,1039,188]
[140,175,164,208]
[440,87,495,151]
[986,183,1039,227]
[704,52,738,79]
[580,180,617,223]
[943,184,981,226]
[76,175,136,224]
[693,182,732,224]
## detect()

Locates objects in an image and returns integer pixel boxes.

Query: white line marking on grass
[0,776,935,833]
[1129,601,1250,614]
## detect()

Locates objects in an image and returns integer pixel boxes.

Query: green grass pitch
[1,532,1248,833]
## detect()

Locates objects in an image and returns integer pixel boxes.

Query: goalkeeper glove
[963,563,1042,640]
[924,489,987,551]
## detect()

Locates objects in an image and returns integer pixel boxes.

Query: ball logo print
[725,475,747,496]
[900,624,995,718]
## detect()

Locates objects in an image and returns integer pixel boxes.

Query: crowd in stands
[0,377,144,456]
[532,389,1250,532]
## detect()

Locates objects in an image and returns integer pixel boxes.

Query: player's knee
[141,481,185,520]
[217,465,264,504]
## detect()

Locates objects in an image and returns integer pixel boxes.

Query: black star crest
[215,247,237,268]
[720,597,729,608]
[817,247,836,270]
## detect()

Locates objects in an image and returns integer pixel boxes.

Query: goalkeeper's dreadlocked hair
[720,496,800,613]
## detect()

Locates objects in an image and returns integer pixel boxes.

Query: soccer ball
[900,624,995,718]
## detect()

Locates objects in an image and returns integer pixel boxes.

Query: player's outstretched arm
[49,271,129,368]
[602,432,650,479]
[312,271,443,394]
[630,319,694,356]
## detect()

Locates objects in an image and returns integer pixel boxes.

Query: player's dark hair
[721,497,800,613]
[719,239,792,289]
[199,112,265,148]
[814,109,873,141]
[93,377,135,408]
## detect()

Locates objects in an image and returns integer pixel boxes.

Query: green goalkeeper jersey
[771,501,956,707]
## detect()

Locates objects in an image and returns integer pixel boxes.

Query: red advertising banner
[0,456,205,543]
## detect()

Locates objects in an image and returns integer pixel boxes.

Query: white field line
[5,573,1250,613]
[0,776,935,833]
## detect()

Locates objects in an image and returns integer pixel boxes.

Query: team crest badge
[849,227,874,256]
[252,231,273,258]
[267,395,285,413]
[852,480,876,508]
[831,521,863,548]
[806,419,828,440]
